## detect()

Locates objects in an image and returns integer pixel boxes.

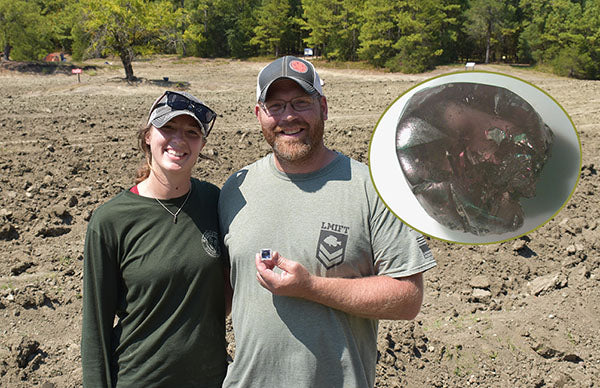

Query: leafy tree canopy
[79,0,178,81]
[0,0,53,60]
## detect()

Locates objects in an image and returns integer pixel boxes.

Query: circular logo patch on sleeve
[289,60,308,73]
[201,230,221,258]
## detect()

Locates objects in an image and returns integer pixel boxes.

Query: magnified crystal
[396,82,553,235]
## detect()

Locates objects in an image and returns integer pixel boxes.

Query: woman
[81,91,227,387]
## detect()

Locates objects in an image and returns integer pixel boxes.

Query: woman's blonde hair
[135,123,153,184]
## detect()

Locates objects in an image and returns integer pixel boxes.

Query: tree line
[1,0,599,80]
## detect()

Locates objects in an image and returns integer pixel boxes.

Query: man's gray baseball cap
[256,56,323,102]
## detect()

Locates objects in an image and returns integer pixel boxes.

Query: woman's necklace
[154,185,192,224]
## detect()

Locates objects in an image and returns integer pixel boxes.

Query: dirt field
[0,57,598,387]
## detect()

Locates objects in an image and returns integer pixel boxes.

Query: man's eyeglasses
[259,95,317,116]
[152,91,217,137]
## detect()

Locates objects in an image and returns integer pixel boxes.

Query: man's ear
[320,96,328,121]
[254,104,261,119]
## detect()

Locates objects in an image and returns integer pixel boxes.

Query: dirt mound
[0,58,598,387]
[0,60,96,75]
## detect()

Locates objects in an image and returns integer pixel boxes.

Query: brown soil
[0,57,598,387]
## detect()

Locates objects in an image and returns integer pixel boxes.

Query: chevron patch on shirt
[315,222,349,269]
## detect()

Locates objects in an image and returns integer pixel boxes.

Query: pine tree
[357,0,398,67]
[465,0,514,63]
[389,0,460,72]
[251,0,291,56]
[302,0,361,60]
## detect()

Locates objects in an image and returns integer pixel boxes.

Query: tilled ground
[0,57,598,387]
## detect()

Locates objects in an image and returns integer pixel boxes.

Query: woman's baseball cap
[147,91,216,137]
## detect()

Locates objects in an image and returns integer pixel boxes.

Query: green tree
[302,0,362,60]
[164,0,212,57]
[495,0,523,62]
[581,0,600,78]
[38,0,80,55]
[358,0,459,72]
[226,1,261,57]
[387,0,460,73]
[79,0,177,81]
[552,45,594,78]
[438,0,469,63]
[251,0,291,56]
[175,0,219,57]
[518,0,551,63]
[544,0,582,59]
[172,0,260,58]
[71,22,90,62]
[280,0,304,55]
[0,0,52,60]
[465,0,516,63]
[357,0,398,66]
[519,0,598,78]
[210,0,261,58]
[545,0,597,78]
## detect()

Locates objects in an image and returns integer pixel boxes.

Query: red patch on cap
[289,60,308,73]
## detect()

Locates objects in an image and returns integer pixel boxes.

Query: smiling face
[255,79,328,166]
[145,115,206,179]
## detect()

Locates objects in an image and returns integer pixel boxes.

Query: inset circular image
[369,71,581,244]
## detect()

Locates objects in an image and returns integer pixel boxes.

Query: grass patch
[310,59,379,72]
[566,330,577,345]
[0,283,14,290]
[60,256,72,265]
[243,56,380,72]
[244,55,277,63]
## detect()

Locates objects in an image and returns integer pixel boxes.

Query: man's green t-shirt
[219,153,436,388]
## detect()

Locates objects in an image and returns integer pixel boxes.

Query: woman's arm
[81,226,119,387]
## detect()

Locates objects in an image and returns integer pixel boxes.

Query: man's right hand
[255,251,313,298]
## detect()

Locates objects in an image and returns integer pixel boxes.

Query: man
[218,56,436,388]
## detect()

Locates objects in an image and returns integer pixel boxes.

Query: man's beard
[270,116,325,164]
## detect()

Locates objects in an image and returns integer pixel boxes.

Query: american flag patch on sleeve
[416,234,433,260]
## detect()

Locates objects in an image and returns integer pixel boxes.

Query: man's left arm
[255,252,424,320]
